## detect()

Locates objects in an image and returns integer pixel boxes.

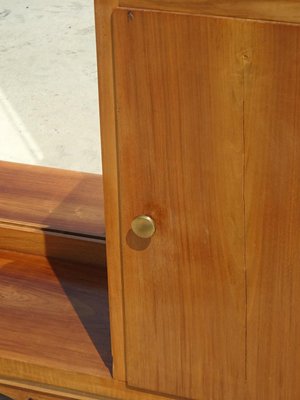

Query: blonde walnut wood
[112,8,300,399]
[0,378,172,400]
[0,250,112,380]
[245,21,300,400]
[3,3,300,400]
[120,0,300,24]
[0,222,105,265]
[94,0,126,381]
[0,161,104,238]
[0,384,71,400]
[113,9,246,399]
[0,161,105,264]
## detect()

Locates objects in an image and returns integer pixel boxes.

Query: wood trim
[0,221,105,266]
[0,384,75,400]
[94,0,126,381]
[119,0,300,25]
[0,370,172,400]
[0,383,112,400]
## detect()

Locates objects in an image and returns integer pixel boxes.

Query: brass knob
[131,215,156,239]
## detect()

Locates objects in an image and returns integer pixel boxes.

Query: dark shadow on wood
[43,177,112,374]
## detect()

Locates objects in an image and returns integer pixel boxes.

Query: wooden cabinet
[2,1,300,400]
[98,1,300,399]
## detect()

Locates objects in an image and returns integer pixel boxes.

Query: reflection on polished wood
[0,249,112,379]
[0,161,104,238]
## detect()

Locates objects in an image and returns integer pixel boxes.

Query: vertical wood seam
[110,9,129,385]
[242,30,248,383]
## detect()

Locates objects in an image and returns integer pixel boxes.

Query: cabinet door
[112,10,246,399]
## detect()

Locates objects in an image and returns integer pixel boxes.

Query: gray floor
[0,0,102,174]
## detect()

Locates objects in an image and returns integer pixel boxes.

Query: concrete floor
[0,0,102,174]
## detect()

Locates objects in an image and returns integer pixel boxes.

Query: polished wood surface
[113,9,246,398]
[0,379,172,400]
[0,162,104,238]
[245,21,300,400]
[0,250,111,379]
[0,384,74,400]
[94,0,126,381]
[120,0,300,24]
[0,221,105,265]
[0,382,112,400]
[0,380,113,400]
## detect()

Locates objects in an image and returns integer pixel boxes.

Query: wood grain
[0,384,75,400]
[120,0,300,24]
[0,378,172,400]
[94,0,126,381]
[0,221,105,265]
[0,382,114,400]
[245,21,300,400]
[0,250,111,379]
[113,9,246,399]
[0,162,104,238]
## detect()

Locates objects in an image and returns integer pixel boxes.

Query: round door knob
[131,215,156,239]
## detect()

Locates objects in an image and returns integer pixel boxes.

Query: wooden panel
[0,384,113,400]
[0,162,104,238]
[0,384,71,400]
[113,10,246,399]
[0,221,105,265]
[0,250,111,379]
[0,379,172,400]
[121,0,300,24]
[94,0,126,381]
[0,382,113,400]
[245,22,300,399]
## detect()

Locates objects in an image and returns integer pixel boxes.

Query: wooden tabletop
[0,161,105,238]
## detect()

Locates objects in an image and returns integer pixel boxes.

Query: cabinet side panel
[113,10,246,399]
[246,22,300,400]
[94,0,126,381]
